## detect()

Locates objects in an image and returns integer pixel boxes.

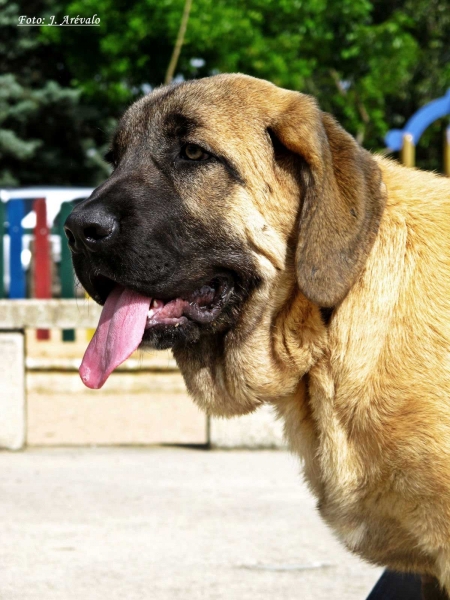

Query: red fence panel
[33,198,51,340]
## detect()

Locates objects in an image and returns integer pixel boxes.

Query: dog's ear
[269,92,386,307]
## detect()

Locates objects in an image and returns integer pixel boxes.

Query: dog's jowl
[65,74,450,598]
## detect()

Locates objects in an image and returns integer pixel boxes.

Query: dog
[65,74,450,599]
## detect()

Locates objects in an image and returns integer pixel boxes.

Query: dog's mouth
[144,276,233,328]
[79,275,234,390]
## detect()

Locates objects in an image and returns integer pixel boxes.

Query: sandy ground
[0,448,382,600]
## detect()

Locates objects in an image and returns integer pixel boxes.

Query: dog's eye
[181,143,210,161]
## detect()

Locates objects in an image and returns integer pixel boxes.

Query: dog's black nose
[64,207,118,253]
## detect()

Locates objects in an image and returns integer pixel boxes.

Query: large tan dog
[65,74,450,598]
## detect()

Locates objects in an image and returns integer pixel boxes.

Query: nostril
[64,208,118,253]
[83,223,114,242]
[64,227,76,247]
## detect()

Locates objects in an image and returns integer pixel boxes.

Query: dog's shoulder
[328,156,450,445]
[375,155,450,221]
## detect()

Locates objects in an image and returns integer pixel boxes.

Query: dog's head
[66,74,385,415]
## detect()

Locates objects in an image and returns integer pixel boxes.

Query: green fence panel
[59,202,75,342]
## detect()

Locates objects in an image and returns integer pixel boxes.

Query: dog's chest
[300,437,420,569]
[289,377,435,573]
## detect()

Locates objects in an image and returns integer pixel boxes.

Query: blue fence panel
[0,201,4,298]
[7,199,26,299]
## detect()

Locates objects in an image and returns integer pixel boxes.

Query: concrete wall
[210,405,285,449]
[0,301,286,450]
[0,332,25,450]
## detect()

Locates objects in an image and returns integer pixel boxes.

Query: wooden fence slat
[33,198,51,340]
[0,202,4,299]
[7,199,26,299]
[58,202,75,342]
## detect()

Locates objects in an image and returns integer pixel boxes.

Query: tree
[2,0,449,184]
[0,0,112,186]
[43,0,446,155]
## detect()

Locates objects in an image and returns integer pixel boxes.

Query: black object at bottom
[366,570,422,600]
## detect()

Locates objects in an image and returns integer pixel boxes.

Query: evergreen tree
[0,0,112,186]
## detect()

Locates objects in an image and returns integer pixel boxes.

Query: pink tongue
[80,286,151,389]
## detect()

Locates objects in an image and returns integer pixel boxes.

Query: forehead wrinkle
[113,83,188,150]
[189,121,267,186]
[162,111,203,139]
[144,98,248,186]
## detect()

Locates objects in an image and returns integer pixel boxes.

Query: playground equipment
[385,89,450,175]
[0,187,93,340]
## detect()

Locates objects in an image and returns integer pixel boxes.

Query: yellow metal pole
[401,133,415,168]
[444,127,450,177]
[85,292,95,341]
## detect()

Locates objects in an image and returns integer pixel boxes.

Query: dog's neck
[174,276,328,418]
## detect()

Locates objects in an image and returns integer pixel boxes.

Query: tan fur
[123,74,450,591]
[274,159,450,584]
[284,160,450,582]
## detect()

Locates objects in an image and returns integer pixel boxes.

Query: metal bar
[7,199,26,299]
[0,201,4,298]
[58,202,76,341]
[400,133,415,168]
[85,291,96,341]
[444,127,450,177]
[33,198,51,340]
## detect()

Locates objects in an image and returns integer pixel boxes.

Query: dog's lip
[145,276,233,328]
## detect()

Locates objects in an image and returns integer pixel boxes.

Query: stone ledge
[26,357,179,372]
[0,299,102,329]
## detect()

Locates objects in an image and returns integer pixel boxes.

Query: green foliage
[1,0,449,184]
[0,0,112,186]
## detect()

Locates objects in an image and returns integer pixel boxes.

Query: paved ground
[0,448,382,600]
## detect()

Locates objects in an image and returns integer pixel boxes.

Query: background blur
[2,0,450,189]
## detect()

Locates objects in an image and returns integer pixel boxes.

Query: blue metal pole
[7,199,26,299]
[0,201,4,298]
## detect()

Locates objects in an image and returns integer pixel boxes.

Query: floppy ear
[269,92,386,307]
